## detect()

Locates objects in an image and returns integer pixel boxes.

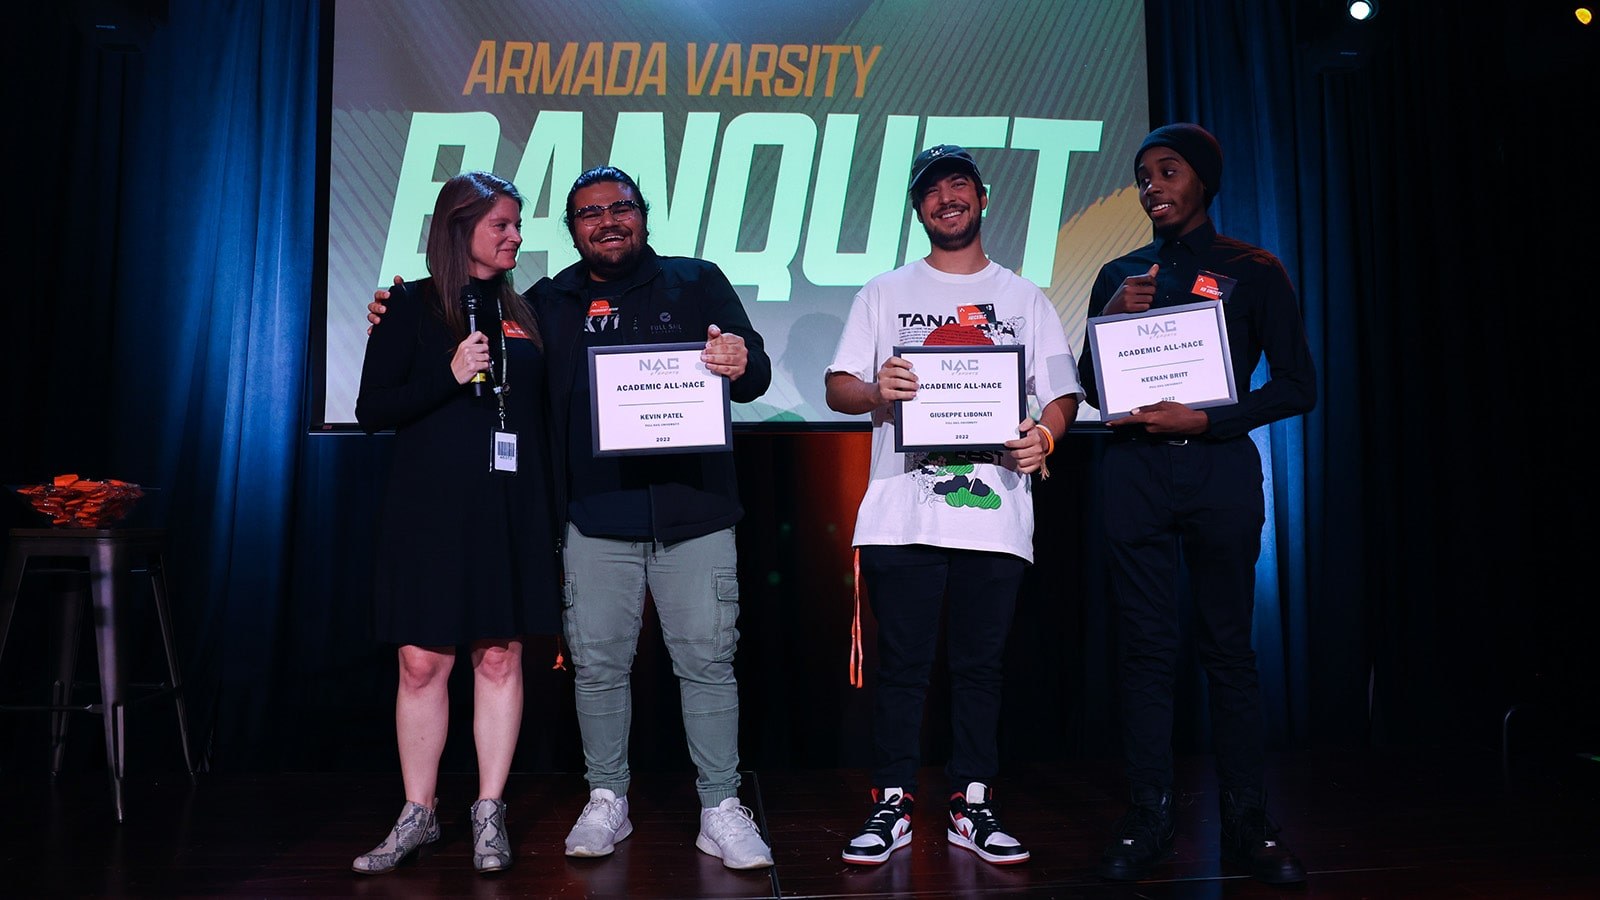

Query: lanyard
[485,296,510,430]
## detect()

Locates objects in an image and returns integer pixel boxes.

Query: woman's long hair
[425,171,541,348]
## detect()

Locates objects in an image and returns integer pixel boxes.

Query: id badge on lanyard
[492,430,517,473]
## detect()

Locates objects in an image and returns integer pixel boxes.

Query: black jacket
[530,245,771,544]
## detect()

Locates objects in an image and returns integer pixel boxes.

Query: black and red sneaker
[841,787,914,865]
[947,782,1030,864]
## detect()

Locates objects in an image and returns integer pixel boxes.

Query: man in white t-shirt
[824,144,1082,867]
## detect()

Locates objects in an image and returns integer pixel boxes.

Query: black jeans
[859,543,1026,794]
[1102,436,1267,795]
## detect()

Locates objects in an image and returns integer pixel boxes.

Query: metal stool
[0,527,197,822]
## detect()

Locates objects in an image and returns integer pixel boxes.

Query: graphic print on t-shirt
[911,458,1000,509]
[895,304,1028,511]
[585,298,622,333]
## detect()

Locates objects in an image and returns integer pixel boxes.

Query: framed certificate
[892,345,1026,452]
[588,343,732,456]
[1084,299,1237,419]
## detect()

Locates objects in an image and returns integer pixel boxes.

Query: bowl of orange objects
[10,474,148,529]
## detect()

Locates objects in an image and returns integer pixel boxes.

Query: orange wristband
[1036,422,1056,456]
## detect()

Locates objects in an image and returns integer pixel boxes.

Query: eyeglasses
[572,199,642,225]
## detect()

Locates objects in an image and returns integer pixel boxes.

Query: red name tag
[502,319,530,339]
[956,303,995,325]
[587,299,614,317]
[1191,274,1223,300]
[1190,270,1235,301]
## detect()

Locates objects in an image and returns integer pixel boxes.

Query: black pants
[858,543,1026,795]
[1102,436,1266,795]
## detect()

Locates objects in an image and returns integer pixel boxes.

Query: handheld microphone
[461,287,486,397]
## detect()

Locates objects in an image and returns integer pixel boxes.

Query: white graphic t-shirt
[826,258,1083,563]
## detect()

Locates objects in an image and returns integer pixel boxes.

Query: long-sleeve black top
[1078,221,1317,439]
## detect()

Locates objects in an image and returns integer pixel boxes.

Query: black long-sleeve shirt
[1078,221,1317,439]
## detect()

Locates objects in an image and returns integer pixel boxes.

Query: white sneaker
[564,788,633,857]
[696,797,774,870]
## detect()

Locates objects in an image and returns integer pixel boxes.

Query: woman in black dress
[352,172,558,875]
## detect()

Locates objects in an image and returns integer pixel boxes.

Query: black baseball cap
[909,144,983,197]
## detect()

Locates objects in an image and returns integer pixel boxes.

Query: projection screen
[317,0,1151,430]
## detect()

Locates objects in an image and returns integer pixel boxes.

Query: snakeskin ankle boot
[352,800,440,875]
[470,797,512,873]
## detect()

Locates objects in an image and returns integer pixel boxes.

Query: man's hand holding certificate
[589,338,733,456]
[1085,265,1236,420]
[891,345,1026,452]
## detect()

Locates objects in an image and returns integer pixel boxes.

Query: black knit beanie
[1135,123,1223,207]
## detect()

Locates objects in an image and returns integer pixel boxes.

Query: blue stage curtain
[1139,0,1324,749]
[107,0,320,768]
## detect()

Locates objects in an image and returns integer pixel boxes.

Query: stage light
[1347,0,1378,21]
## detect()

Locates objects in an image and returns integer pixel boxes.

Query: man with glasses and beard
[824,145,1082,868]
[534,166,774,870]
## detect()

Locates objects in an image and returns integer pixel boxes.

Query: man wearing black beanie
[1137,123,1224,207]
[1076,123,1316,884]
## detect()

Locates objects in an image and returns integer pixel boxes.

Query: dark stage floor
[2,748,1597,898]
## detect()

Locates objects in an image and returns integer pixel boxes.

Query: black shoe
[947,782,1030,865]
[1221,789,1306,884]
[1098,789,1174,880]
[841,787,914,865]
